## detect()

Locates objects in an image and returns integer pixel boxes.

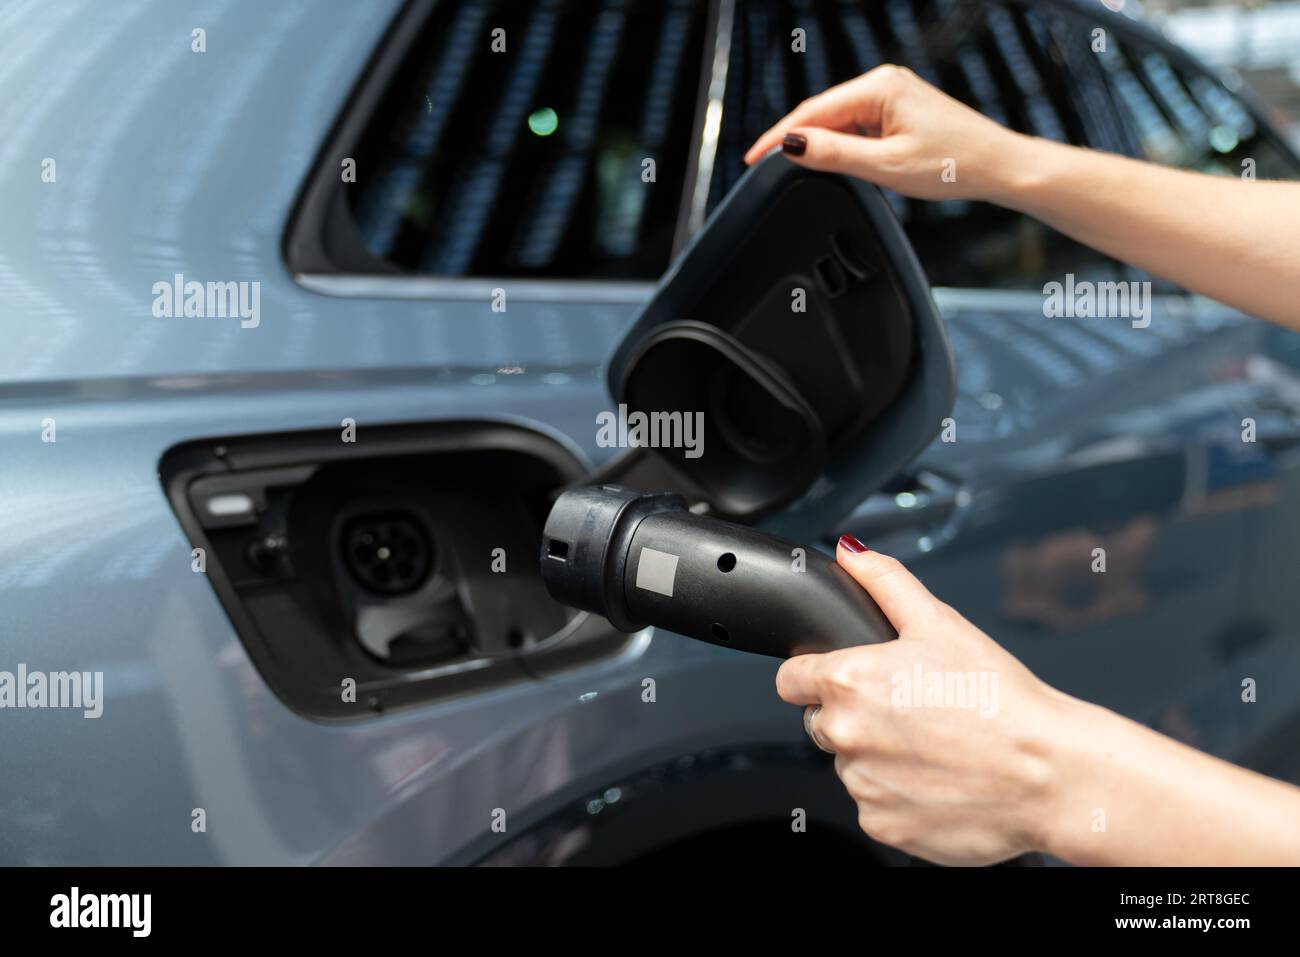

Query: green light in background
[528,107,559,137]
[1208,125,1239,154]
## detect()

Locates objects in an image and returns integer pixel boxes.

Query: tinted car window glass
[348,0,708,279]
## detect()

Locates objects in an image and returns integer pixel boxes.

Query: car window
[707,0,1300,291]
[346,0,708,280]
[330,0,1297,290]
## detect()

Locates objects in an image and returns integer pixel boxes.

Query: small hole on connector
[547,539,569,561]
[711,623,730,642]
[717,552,736,572]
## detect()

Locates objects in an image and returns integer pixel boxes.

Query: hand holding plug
[779,536,1074,865]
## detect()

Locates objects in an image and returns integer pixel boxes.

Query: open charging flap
[582,153,955,537]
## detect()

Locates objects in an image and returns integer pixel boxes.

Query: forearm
[990,135,1300,330]
[1035,692,1300,866]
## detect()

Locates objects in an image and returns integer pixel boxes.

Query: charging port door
[589,153,955,537]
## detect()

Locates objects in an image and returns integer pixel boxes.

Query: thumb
[781,126,893,180]
[835,537,941,633]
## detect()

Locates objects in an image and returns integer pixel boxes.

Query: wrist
[1030,688,1148,864]
[1017,686,1107,859]
[981,132,1065,211]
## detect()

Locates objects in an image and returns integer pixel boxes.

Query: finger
[805,704,839,753]
[775,653,825,706]
[743,68,897,162]
[773,126,895,180]
[835,540,941,633]
[744,103,858,165]
[743,65,903,164]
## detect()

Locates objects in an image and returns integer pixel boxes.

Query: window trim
[297,273,656,303]
[673,0,737,256]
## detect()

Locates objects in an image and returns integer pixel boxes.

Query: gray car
[2,0,1298,866]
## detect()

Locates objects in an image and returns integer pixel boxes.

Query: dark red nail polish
[838,534,868,554]
[782,133,807,156]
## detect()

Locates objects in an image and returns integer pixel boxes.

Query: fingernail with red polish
[838,534,868,554]
[782,133,807,156]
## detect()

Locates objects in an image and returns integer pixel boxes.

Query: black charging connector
[540,486,896,658]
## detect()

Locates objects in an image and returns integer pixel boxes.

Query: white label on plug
[635,547,679,598]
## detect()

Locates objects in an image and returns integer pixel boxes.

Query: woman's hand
[743,64,1023,203]
[746,63,1300,328]
[779,538,1300,867]
[777,537,1074,865]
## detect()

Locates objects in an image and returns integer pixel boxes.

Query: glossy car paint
[2,0,1298,864]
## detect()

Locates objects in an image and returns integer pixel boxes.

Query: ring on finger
[803,704,835,754]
